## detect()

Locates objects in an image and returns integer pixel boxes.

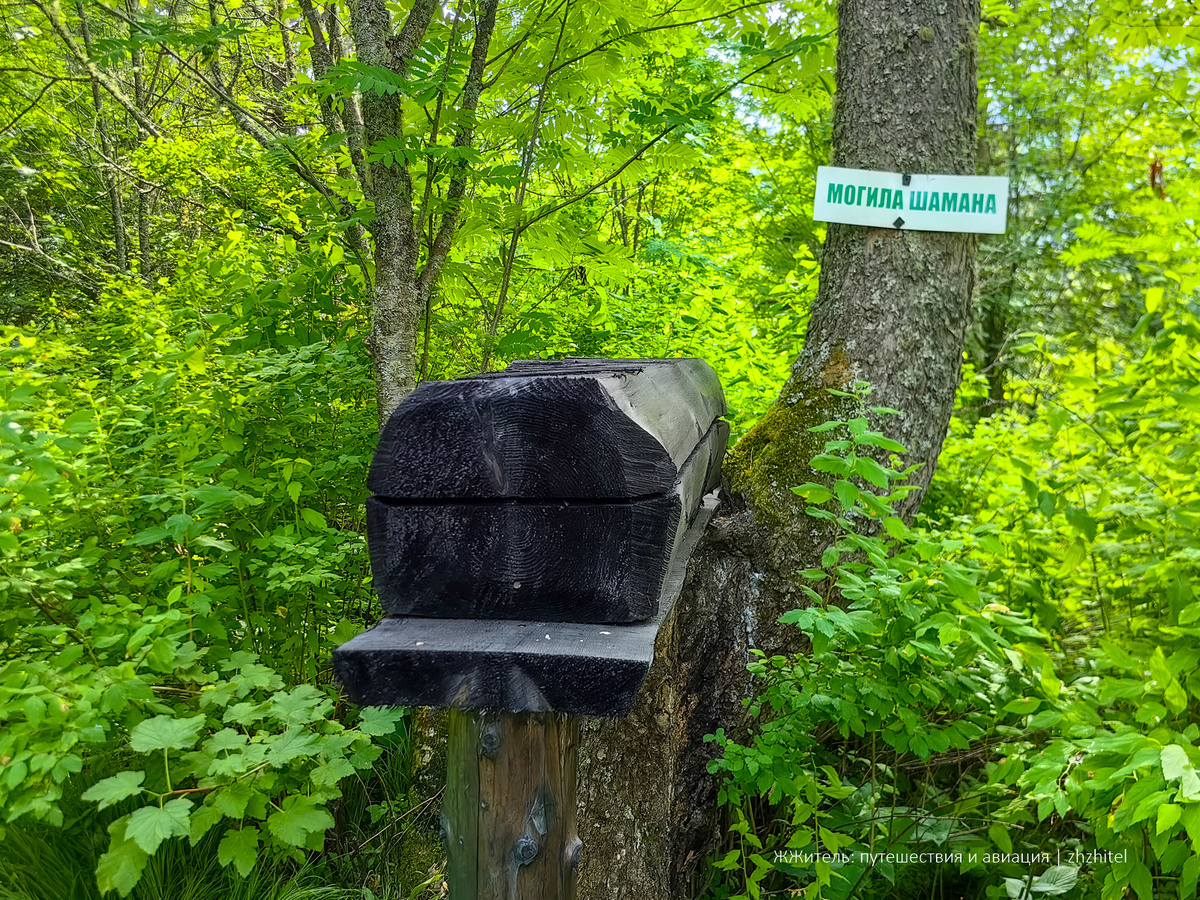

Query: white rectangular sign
[813,166,1009,234]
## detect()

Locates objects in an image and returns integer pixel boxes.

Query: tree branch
[417,0,500,288]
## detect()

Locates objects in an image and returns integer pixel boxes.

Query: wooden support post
[445,710,581,900]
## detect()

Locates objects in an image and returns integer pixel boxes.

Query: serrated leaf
[269,684,329,726]
[357,707,406,737]
[1181,854,1200,898]
[1159,804,1182,835]
[212,780,257,818]
[129,714,207,753]
[266,795,334,847]
[312,756,357,786]
[218,826,260,877]
[265,727,320,765]
[854,456,891,489]
[83,770,146,811]
[189,802,224,846]
[126,798,193,853]
[96,817,150,897]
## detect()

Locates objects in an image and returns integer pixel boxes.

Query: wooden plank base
[333,496,718,716]
[445,711,579,900]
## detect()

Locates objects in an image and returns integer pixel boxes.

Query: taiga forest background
[2,0,1200,898]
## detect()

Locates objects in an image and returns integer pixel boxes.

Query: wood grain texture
[367,421,728,623]
[446,711,579,900]
[368,357,725,500]
[333,496,718,716]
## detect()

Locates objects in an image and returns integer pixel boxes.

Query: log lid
[368,357,726,500]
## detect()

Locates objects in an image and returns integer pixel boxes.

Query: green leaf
[129,714,207,753]
[332,618,362,646]
[1162,745,1200,799]
[854,456,890,489]
[833,479,859,509]
[1130,861,1153,900]
[1056,539,1086,577]
[1064,506,1097,541]
[299,507,327,529]
[1099,639,1138,670]
[62,410,97,433]
[1163,745,1192,780]
[212,781,258,818]
[1004,698,1040,714]
[126,798,193,853]
[96,817,150,897]
[357,707,406,737]
[269,684,329,726]
[82,770,146,811]
[1181,854,1200,899]
[791,483,832,504]
[1040,661,1061,700]
[218,826,260,877]
[987,822,1013,853]
[1031,866,1078,895]
[266,795,334,847]
[265,727,321,765]
[1166,679,1189,715]
[189,802,224,846]
[1159,804,1183,835]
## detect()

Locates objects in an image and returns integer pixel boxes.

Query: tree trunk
[576,0,980,896]
[127,2,153,282]
[77,0,128,274]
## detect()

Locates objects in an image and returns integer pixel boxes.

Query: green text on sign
[813,166,1009,234]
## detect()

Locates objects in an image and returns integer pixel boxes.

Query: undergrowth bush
[0,236,436,896]
[708,300,1200,900]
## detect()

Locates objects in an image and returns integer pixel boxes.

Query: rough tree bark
[346,0,499,425]
[576,0,981,896]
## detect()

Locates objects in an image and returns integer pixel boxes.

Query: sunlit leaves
[126,799,193,854]
[129,716,206,754]
[81,771,146,811]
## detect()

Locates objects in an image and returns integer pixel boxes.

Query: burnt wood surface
[368,420,728,622]
[368,358,725,500]
[333,496,718,716]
